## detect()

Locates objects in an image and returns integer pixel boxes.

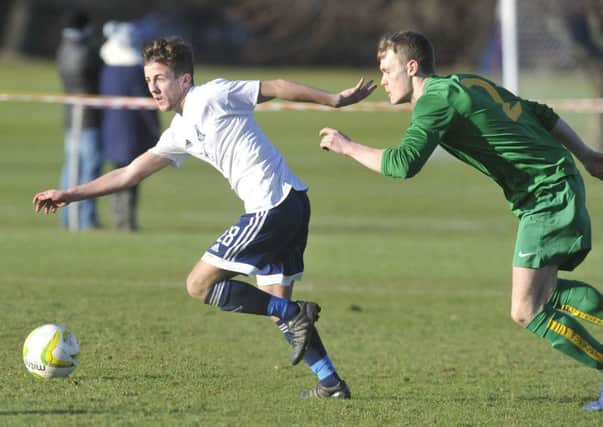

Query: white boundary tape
[4,92,600,230]
[1,92,602,113]
[0,93,157,109]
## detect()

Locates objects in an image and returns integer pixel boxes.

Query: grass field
[1,60,602,426]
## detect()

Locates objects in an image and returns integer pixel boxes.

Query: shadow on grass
[0,409,107,416]
[76,374,170,381]
[516,394,595,405]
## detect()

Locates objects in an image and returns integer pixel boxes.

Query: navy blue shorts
[201,189,310,286]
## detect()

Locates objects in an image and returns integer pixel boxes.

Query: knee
[510,304,540,327]
[510,309,530,327]
[185,272,212,301]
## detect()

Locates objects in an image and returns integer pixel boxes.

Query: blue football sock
[310,357,339,387]
[267,296,300,321]
[276,320,341,386]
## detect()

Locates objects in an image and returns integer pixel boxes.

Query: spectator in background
[100,21,160,231]
[56,10,102,230]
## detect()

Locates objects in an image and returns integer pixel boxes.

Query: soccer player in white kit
[33,37,376,399]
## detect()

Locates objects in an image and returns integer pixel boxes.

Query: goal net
[492,0,602,144]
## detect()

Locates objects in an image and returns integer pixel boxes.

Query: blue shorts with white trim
[201,189,310,286]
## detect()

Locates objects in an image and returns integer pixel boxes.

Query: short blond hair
[377,31,435,75]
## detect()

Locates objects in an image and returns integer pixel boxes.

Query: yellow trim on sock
[560,304,603,326]
[547,319,603,363]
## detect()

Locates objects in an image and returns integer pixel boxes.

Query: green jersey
[381,74,580,216]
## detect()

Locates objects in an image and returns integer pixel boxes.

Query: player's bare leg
[186,260,237,301]
[511,265,558,327]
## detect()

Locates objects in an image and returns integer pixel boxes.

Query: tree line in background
[1,0,499,67]
[0,0,601,79]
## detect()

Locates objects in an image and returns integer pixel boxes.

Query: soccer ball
[22,324,80,379]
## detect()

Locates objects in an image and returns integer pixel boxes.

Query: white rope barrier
[0,93,157,109]
[538,98,603,114]
[67,104,84,230]
[3,91,600,230]
[1,92,603,113]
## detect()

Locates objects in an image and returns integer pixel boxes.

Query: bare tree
[0,0,499,68]
[226,0,497,66]
[227,0,390,65]
[380,0,498,68]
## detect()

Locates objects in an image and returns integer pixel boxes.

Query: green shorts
[513,175,591,271]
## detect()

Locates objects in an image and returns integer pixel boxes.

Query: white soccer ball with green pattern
[23,324,80,379]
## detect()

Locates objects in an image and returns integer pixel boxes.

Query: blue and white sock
[276,320,341,387]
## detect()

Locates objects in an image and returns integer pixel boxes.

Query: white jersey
[149,79,307,213]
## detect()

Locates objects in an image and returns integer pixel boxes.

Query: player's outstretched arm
[33,151,171,214]
[319,127,384,173]
[258,78,376,108]
[551,118,603,180]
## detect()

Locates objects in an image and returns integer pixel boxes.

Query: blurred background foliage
[0,0,538,67]
[0,0,601,70]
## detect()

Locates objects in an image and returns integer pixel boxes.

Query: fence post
[68,103,84,231]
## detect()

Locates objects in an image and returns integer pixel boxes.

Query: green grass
[1,60,602,426]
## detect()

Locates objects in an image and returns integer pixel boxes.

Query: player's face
[379,49,412,104]
[144,61,191,113]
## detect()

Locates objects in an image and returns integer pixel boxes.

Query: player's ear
[406,59,419,77]
[180,72,193,87]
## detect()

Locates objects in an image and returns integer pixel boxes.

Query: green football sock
[549,279,603,327]
[526,304,603,371]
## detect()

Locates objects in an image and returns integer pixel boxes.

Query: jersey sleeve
[148,126,188,167]
[520,99,560,131]
[211,79,259,114]
[381,93,456,178]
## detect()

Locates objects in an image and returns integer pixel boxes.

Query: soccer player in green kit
[319,31,603,410]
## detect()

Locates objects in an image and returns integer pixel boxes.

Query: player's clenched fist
[319,127,352,155]
[33,190,70,214]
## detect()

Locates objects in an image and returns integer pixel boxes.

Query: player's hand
[319,127,352,155]
[334,78,377,108]
[582,151,603,180]
[33,189,70,214]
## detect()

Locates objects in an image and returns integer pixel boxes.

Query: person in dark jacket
[56,11,102,229]
[100,21,160,231]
